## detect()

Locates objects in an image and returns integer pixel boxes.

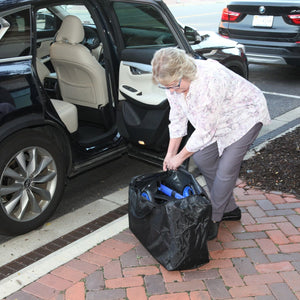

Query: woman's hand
[163,137,183,171]
[163,147,194,171]
[163,153,174,171]
[163,153,185,171]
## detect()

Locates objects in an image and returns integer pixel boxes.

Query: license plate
[252,15,273,27]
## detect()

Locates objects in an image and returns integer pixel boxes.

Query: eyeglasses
[158,78,182,90]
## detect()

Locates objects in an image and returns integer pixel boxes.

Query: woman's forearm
[167,137,183,155]
[177,146,194,161]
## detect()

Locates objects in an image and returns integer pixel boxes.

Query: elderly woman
[151,47,270,240]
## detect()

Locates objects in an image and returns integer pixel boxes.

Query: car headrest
[56,15,84,44]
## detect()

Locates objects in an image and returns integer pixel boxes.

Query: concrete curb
[0,215,129,298]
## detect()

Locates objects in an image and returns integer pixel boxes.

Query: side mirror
[184,26,202,45]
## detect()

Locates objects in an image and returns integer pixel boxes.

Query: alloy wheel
[0,146,57,222]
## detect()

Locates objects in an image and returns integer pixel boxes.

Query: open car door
[110,0,178,166]
[117,48,170,166]
[110,0,194,166]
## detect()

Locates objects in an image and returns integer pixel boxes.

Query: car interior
[35,5,117,147]
[34,2,172,151]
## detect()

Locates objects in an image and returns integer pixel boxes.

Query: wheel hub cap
[24,179,32,189]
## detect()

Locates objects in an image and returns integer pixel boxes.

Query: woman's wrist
[166,152,176,156]
[177,147,193,161]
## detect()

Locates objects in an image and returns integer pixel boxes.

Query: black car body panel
[219,0,300,65]
[192,30,248,78]
[0,0,248,235]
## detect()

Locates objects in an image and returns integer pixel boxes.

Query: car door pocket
[117,100,170,151]
[122,101,141,126]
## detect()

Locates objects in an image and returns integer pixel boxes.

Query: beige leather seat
[36,58,52,83]
[50,99,78,133]
[35,58,58,87]
[50,15,108,109]
[35,59,78,133]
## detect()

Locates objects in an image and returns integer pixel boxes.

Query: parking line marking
[263,91,300,99]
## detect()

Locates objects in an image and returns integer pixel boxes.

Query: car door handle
[123,61,152,74]
[122,85,138,93]
[130,66,149,75]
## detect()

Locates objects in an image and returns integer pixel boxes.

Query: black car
[219,0,300,66]
[192,30,248,77]
[0,0,248,235]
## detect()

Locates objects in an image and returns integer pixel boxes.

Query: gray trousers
[193,123,262,222]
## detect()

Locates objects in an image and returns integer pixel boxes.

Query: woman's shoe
[222,207,241,221]
[207,221,220,240]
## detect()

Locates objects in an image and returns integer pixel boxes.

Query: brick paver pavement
[4,181,300,300]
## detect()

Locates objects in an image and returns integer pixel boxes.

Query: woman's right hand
[163,137,183,171]
[163,153,174,171]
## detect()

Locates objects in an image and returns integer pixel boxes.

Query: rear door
[109,0,192,166]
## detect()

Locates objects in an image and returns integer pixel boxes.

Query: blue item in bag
[158,183,184,199]
[141,182,195,202]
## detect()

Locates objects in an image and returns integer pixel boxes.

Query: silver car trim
[247,53,286,65]
[0,17,10,40]
[0,55,32,63]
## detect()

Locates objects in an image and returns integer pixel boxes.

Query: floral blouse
[166,59,271,156]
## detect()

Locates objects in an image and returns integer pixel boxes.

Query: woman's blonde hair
[151,47,197,86]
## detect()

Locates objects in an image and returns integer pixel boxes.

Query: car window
[37,5,93,35]
[53,5,94,25]
[113,2,177,48]
[0,9,31,59]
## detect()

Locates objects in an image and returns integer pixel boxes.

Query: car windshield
[53,5,94,25]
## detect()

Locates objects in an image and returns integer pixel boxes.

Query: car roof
[0,0,45,9]
[0,0,163,12]
[0,0,54,12]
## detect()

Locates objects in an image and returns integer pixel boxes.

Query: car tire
[224,59,248,79]
[0,130,66,235]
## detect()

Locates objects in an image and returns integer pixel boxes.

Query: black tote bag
[128,168,211,271]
